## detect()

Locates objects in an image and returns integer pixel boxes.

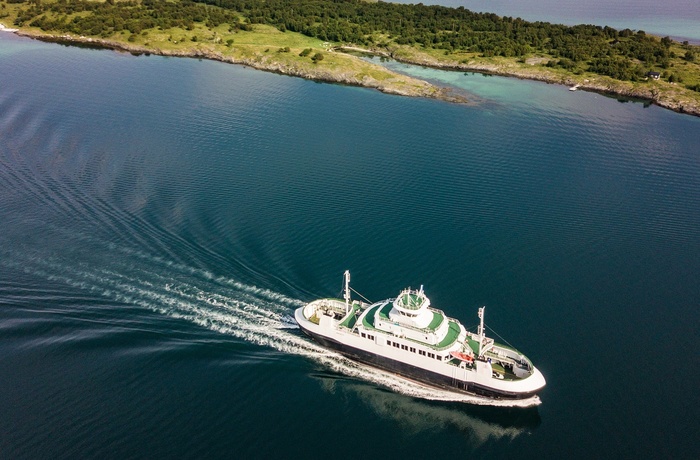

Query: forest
[7,0,699,86]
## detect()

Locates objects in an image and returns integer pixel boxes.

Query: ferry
[295,271,546,401]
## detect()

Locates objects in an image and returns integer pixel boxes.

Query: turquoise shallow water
[1,33,699,458]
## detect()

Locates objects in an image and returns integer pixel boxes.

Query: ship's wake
[4,245,540,408]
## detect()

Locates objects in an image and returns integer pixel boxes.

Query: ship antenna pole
[344,270,351,314]
[477,306,485,357]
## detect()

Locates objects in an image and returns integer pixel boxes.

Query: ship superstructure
[295,271,546,400]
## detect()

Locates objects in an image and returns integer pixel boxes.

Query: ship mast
[344,270,351,314]
[477,306,485,357]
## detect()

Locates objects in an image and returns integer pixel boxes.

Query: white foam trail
[6,252,539,408]
[106,243,305,308]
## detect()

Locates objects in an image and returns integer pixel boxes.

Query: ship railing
[378,309,448,336]
[397,324,464,352]
[445,358,522,381]
[314,298,348,315]
[338,304,363,330]
[487,344,533,371]
[484,351,533,378]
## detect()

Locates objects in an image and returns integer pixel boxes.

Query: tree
[311,52,324,62]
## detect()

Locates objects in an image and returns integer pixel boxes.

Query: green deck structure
[488,361,519,380]
[466,337,480,355]
[435,320,460,349]
[362,305,381,329]
[338,304,361,329]
[491,362,505,374]
[376,303,392,321]
[378,302,444,331]
[397,292,424,310]
[360,302,458,350]
[427,311,444,330]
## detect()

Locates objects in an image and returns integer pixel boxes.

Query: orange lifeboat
[450,351,474,362]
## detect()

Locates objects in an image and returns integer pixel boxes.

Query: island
[2,0,699,116]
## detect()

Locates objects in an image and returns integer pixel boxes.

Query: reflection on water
[2,32,700,459]
[313,373,540,446]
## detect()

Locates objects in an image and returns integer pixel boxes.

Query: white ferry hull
[295,306,546,401]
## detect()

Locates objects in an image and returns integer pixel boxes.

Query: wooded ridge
[3,0,699,114]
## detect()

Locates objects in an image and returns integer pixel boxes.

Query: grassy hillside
[1,0,698,113]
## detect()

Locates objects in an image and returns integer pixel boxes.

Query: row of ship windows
[361,333,443,361]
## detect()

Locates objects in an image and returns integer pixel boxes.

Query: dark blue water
[1,32,699,458]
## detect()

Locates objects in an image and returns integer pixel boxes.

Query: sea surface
[1,32,699,459]
[394,0,700,42]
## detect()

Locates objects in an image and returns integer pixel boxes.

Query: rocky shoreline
[5,27,699,116]
[342,45,700,117]
[11,30,469,104]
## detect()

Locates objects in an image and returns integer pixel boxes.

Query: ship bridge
[388,287,440,331]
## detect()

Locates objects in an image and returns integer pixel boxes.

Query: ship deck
[360,304,460,351]
[338,304,361,329]
[376,303,445,331]
[435,320,460,348]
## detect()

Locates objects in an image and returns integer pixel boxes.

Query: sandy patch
[0,23,20,33]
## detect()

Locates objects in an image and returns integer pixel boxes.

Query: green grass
[0,1,439,97]
[385,41,700,110]
[2,0,698,111]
